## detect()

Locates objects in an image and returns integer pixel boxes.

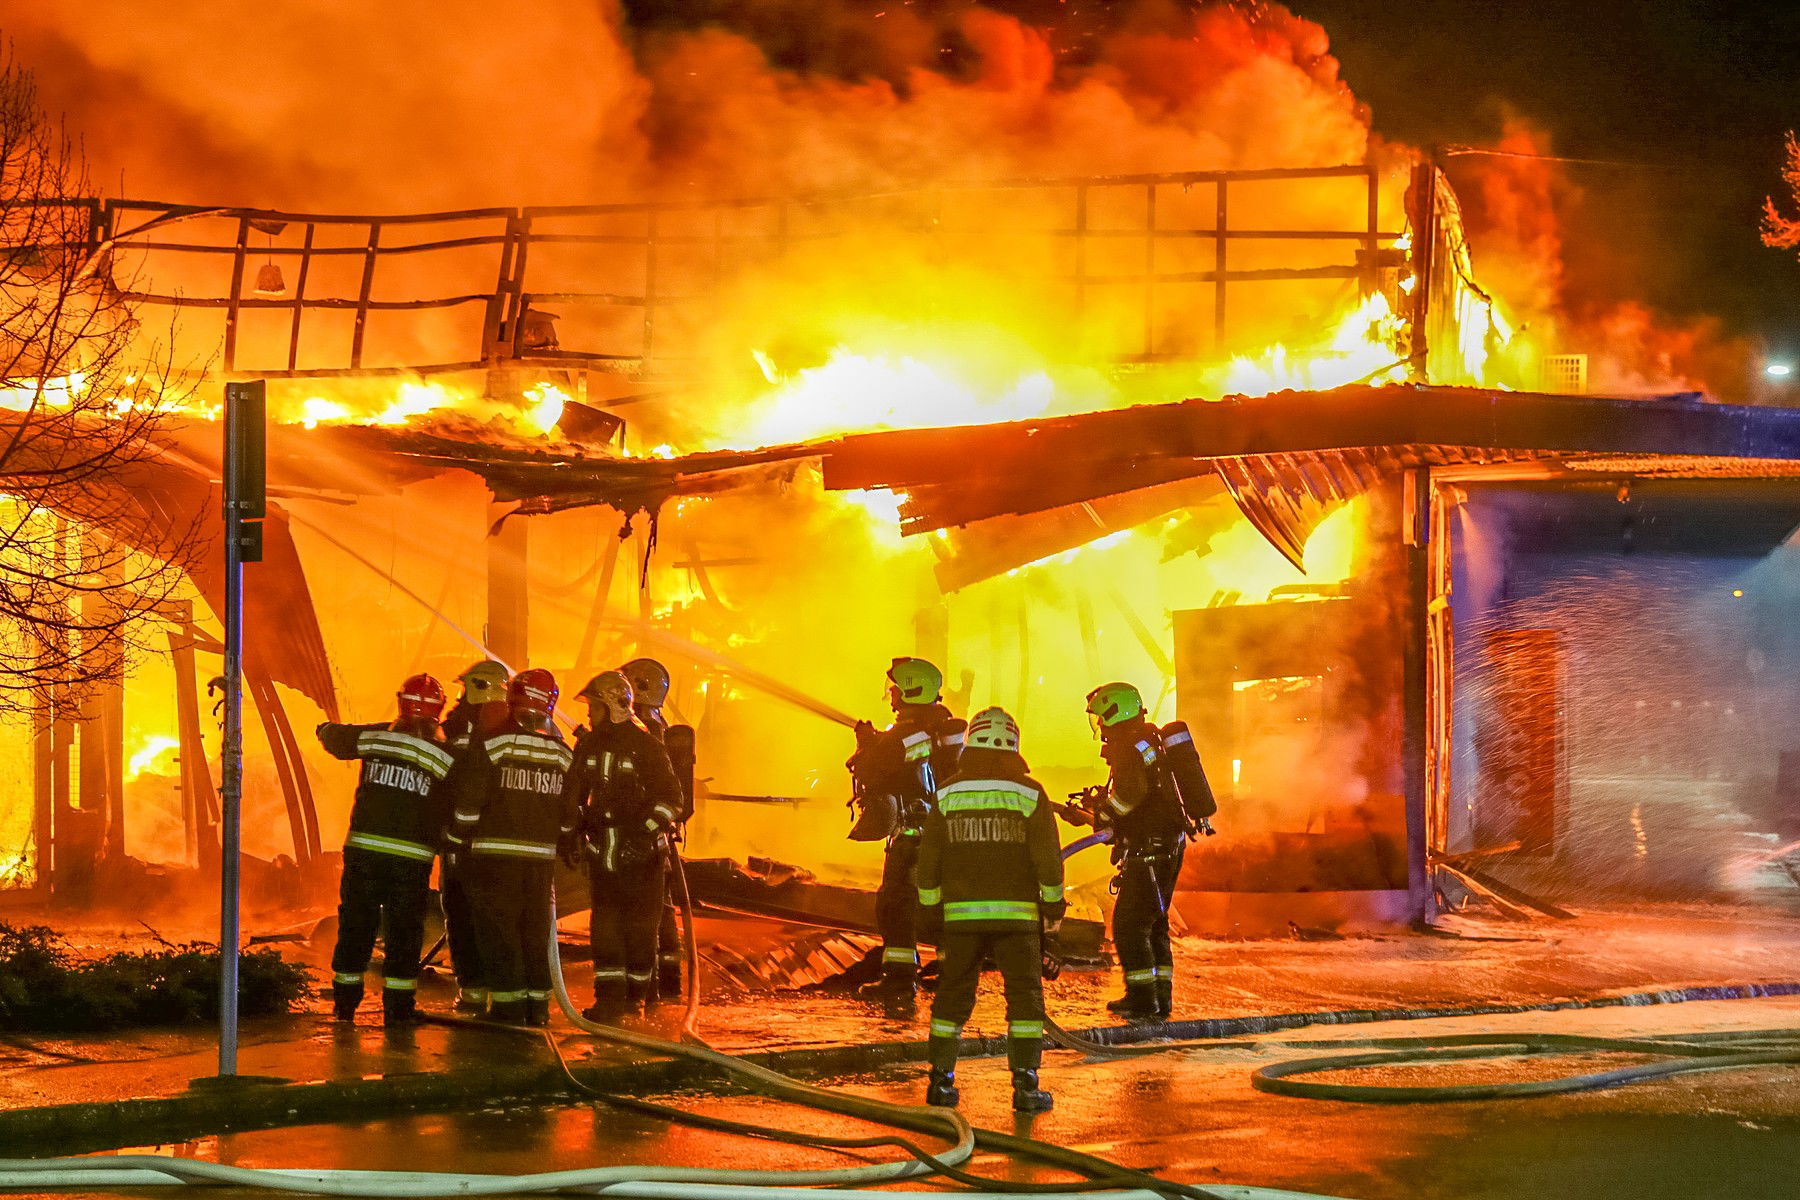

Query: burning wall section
[0,159,1522,933]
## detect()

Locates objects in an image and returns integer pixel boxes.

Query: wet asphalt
[47,996,1800,1200]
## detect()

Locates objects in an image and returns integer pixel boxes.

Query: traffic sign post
[218,380,265,1077]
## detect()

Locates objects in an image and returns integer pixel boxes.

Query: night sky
[1290,0,1800,356]
[628,0,1799,362]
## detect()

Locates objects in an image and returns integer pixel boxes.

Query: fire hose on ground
[8,853,1795,1195]
[1038,837,1800,1083]
[1247,1028,1800,1102]
[0,862,1364,1200]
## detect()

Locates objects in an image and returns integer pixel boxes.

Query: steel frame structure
[57,164,1396,378]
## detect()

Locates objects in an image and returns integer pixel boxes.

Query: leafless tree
[1763,130,1800,258]
[0,48,199,721]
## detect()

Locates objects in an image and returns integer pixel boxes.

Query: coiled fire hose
[1249,1028,1800,1102]
[1,877,1354,1200]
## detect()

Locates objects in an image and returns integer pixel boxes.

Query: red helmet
[508,668,559,721]
[397,674,446,722]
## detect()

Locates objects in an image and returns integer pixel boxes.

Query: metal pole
[217,379,264,1077]
[218,393,244,1078]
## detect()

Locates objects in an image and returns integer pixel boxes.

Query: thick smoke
[1450,117,1751,399]
[0,3,1575,920]
[5,1,1369,207]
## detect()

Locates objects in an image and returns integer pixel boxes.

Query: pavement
[6,901,1800,1159]
[43,996,1800,1200]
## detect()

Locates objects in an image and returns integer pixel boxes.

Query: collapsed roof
[108,385,1800,714]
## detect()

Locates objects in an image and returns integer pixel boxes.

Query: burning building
[0,1,1787,939]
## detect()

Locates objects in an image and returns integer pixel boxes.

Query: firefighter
[916,706,1063,1113]
[562,670,684,1019]
[847,656,965,1005]
[445,668,577,1027]
[620,656,694,997]
[438,659,510,1014]
[316,674,455,1027]
[1085,681,1187,1020]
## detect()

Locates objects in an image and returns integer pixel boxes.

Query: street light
[1769,363,1794,378]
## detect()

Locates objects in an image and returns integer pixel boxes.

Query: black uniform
[636,703,697,996]
[317,722,456,1021]
[848,702,963,989]
[564,717,683,1011]
[1099,717,1188,1017]
[916,748,1065,1084]
[438,698,510,1006]
[446,720,577,1025]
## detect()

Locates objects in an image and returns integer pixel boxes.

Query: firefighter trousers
[928,927,1044,1072]
[467,856,555,1014]
[875,833,922,979]
[331,847,433,1008]
[590,859,667,1004]
[440,860,483,993]
[1113,839,1185,1004]
[658,851,683,992]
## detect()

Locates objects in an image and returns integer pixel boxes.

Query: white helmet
[966,706,1020,753]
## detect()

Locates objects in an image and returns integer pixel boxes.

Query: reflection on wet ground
[63,997,1800,1200]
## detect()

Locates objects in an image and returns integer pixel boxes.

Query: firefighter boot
[1106,974,1160,1021]
[659,954,683,999]
[490,995,529,1026]
[453,987,489,1016]
[331,979,363,1022]
[525,994,551,1028]
[584,975,628,1024]
[382,987,418,1028]
[925,1068,960,1107]
[925,1034,960,1106]
[1011,1069,1054,1114]
[859,961,918,1011]
[629,976,659,1014]
[1155,975,1173,1020]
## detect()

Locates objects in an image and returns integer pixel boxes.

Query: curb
[8,979,1800,1154]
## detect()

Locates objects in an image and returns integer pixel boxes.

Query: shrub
[0,922,311,1032]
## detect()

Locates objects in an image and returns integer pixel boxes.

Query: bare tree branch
[0,46,201,721]
[1764,131,1800,258]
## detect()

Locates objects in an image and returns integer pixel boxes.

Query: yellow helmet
[1084,681,1144,734]
[457,660,510,704]
[886,657,944,706]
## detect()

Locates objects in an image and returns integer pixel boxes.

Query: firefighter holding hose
[916,706,1063,1113]
[562,670,685,1020]
[619,656,697,998]
[316,674,455,1027]
[438,659,511,1014]
[1080,681,1218,1021]
[846,656,966,1006]
[444,668,577,1027]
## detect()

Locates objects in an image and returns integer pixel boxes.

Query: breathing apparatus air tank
[666,723,698,815]
[1158,720,1218,833]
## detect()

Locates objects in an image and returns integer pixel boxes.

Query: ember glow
[0,0,1610,915]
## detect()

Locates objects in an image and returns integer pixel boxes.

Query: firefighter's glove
[1040,901,1067,928]
[853,719,877,745]
[1198,817,1217,837]
[557,831,584,869]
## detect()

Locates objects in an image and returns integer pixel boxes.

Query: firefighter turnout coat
[916,748,1066,931]
[318,722,456,863]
